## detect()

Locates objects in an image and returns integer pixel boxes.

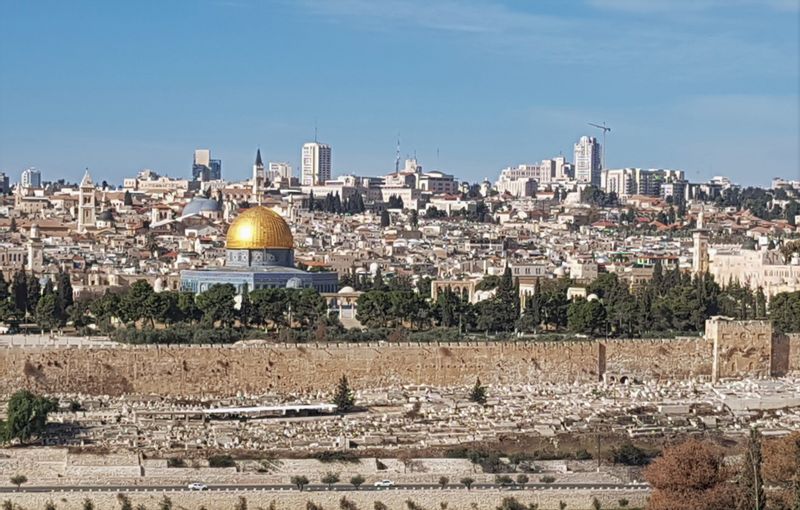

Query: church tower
[251,149,265,204]
[77,170,96,233]
[692,207,709,275]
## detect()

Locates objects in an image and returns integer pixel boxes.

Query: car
[187,482,208,491]
[373,480,394,487]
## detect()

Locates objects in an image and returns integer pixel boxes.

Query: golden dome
[226,206,294,250]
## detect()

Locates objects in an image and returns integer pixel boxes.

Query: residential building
[574,136,601,186]
[21,168,41,188]
[301,142,332,186]
[192,149,222,181]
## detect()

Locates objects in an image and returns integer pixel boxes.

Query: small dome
[226,206,294,250]
[286,277,303,289]
[338,286,355,293]
[182,197,220,217]
[587,293,599,302]
[98,210,114,222]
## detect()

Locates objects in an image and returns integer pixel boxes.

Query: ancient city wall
[0,320,794,398]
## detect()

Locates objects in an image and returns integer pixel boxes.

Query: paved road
[0,483,650,494]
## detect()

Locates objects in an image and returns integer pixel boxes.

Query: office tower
[192,149,222,181]
[301,142,332,186]
[573,136,601,186]
[0,173,9,194]
[21,168,41,188]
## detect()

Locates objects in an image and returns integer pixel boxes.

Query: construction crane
[588,122,612,170]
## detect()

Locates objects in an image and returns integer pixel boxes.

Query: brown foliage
[762,431,800,484]
[644,439,737,510]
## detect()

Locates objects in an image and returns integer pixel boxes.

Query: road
[0,483,650,494]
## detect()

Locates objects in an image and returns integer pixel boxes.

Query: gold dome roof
[226,206,294,250]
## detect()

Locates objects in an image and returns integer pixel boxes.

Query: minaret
[252,149,265,204]
[77,169,96,233]
[27,223,43,272]
[692,207,709,275]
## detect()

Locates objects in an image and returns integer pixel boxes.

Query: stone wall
[0,320,796,398]
[0,488,650,510]
[708,318,773,382]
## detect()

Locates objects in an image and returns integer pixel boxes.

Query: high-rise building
[21,168,41,188]
[0,173,9,194]
[192,149,222,181]
[268,162,293,183]
[573,136,601,186]
[301,142,331,186]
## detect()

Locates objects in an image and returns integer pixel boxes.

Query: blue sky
[1,0,798,185]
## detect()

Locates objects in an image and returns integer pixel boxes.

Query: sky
[0,0,798,186]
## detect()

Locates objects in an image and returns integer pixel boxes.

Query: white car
[373,480,395,487]
[187,482,208,491]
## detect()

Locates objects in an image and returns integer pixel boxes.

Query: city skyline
[1,0,798,185]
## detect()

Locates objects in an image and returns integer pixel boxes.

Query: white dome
[338,286,355,293]
[587,293,599,302]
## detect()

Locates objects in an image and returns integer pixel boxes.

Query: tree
[9,475,26,490]
[645,439,736,510]
[567,298,607,336]
[0,272,8,304]
[83,499,95,510]
[409,209,419,228]
[769,291,800,333]
[469,378,487,405]
[321,472,340,488]
[158,496,172,510]
[591,498,601,510]
[291,475,310,491]
[496,497,537,510]
[516,474,529,485]
[3,390,58,443]
[44,501,56,510]
[350,474,365,489]
[56,271,73,325]
[196,284,237,327]
[26,273,41,316]
[460,477,475,490]
[123,190,133,206]
[761,431,799,510]
[35,292,59,332]
[438,476,449,489]
[11,269,28,315]
[374,503,388,510]
[735,428,765,510]
[234,496,247,510]
[380,210,390,227]
[333,375,355,412]
[117,493,133,510]
[611,443,649,466]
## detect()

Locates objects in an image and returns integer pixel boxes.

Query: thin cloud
[586,0,799,13]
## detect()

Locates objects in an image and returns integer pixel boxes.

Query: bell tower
[77,169,96,233]
[251,148,265,204]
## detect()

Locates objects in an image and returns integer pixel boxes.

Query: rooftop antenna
[588,122,612,170]
[395,133,401,173]
[314,120,318,143]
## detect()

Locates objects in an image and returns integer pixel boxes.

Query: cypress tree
[332,375,355,412]
[12,269,28,313]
